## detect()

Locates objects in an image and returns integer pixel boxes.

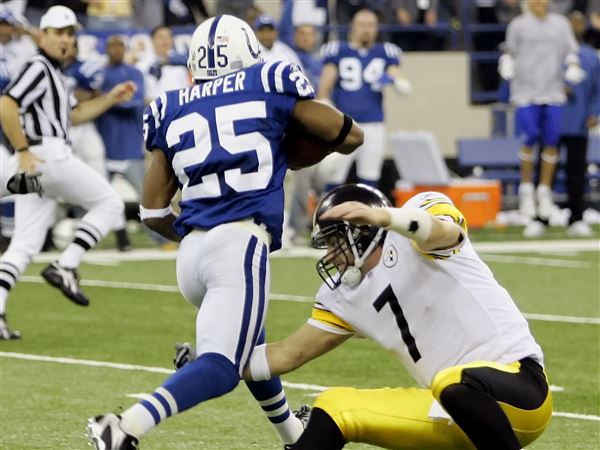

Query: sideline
[1,352,598,422]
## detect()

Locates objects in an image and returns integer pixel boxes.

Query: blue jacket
[561,44,600,136]
[96,63,145,161]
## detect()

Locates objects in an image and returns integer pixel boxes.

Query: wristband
[248,343,271,381]
[139,204,173,220]
[329,114,353,148]
[15,146,29,153]
[383,207,433,243]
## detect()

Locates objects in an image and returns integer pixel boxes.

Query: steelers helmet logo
[384,245,398,268]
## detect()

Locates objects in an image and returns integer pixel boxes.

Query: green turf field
[1,233,599,449]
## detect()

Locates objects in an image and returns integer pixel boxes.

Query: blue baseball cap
[254,14,276,30]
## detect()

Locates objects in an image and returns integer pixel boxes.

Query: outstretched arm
[243,323,351,381]
[319,201,464,253]
[71,81,136,125]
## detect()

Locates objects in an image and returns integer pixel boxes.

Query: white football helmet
[188,15,263,80]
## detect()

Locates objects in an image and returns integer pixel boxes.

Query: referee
[0,5,136,340]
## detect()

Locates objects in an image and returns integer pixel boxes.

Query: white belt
[232,219,272,248]
[191,219,272,248]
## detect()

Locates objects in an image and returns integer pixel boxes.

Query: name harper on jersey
[178,72,246,105]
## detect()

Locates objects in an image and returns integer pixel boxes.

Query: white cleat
[567,221,593,238]
[86,414,139,450]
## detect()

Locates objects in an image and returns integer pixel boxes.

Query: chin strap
[340,224,385,288]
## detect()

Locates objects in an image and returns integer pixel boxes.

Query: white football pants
[0,144,15,198]
[176,221,271,375]
[322,122,386,185]
[70,122,107,177]
[2,139,124,273]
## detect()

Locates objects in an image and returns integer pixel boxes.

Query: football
[282,130,332,170]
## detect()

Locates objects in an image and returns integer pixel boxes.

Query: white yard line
[478,254,594,269]
[1,352,596,422]
[552,412,600,422]
[29,239,600,264]
[18,275,600,325]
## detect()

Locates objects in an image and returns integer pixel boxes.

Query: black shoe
[0,234,10,253]
[0,314,21,340]
[115,229,132,252]
[284,405,312,449]
[86,413,139,449]
[41,262,89,306]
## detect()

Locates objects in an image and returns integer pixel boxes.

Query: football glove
[174,342,196,370]
[565,64,586,84]
[6,171,43,197]
[498,54,515,80]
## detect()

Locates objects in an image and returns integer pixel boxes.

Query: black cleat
[0,314,21,340]
[86,414,139,450]
[41,262,89,306]
[284,405,312,449]
[115,229,132,252]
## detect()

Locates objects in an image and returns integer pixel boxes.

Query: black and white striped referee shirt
[4,49,76,143]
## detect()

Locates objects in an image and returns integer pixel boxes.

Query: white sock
[519,182,534,195]
[119,403,157,438]
[273,412,304,444]
[57,243,86,269]
[0,288,7,315]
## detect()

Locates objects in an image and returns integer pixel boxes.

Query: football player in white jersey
[244,184,552,449]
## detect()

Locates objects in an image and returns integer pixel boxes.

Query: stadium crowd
[0,2,597,449]
[1,0,598,253]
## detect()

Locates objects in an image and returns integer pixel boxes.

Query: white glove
[498,54,515,80]
[565,64,586,84]
[394,77,412,95]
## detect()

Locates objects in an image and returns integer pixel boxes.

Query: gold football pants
[312,358,552,449]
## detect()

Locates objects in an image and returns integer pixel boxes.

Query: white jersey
[505,12,578,105]
[0,35,36,85]
[309,192,543,388]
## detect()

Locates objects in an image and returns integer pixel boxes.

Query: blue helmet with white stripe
[188,15,263,81]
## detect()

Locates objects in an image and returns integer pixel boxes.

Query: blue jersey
[144,61,315,251]
[321,41,401,122]
[561,44,600,136]
[96,63,146,161]
[64,58,104,93]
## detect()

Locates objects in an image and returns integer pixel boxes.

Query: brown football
[282,131,332,170]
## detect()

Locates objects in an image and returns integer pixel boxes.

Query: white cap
[39,5,81,30]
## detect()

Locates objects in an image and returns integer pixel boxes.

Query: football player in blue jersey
[87,14,363,450]
[318,8,412,190]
